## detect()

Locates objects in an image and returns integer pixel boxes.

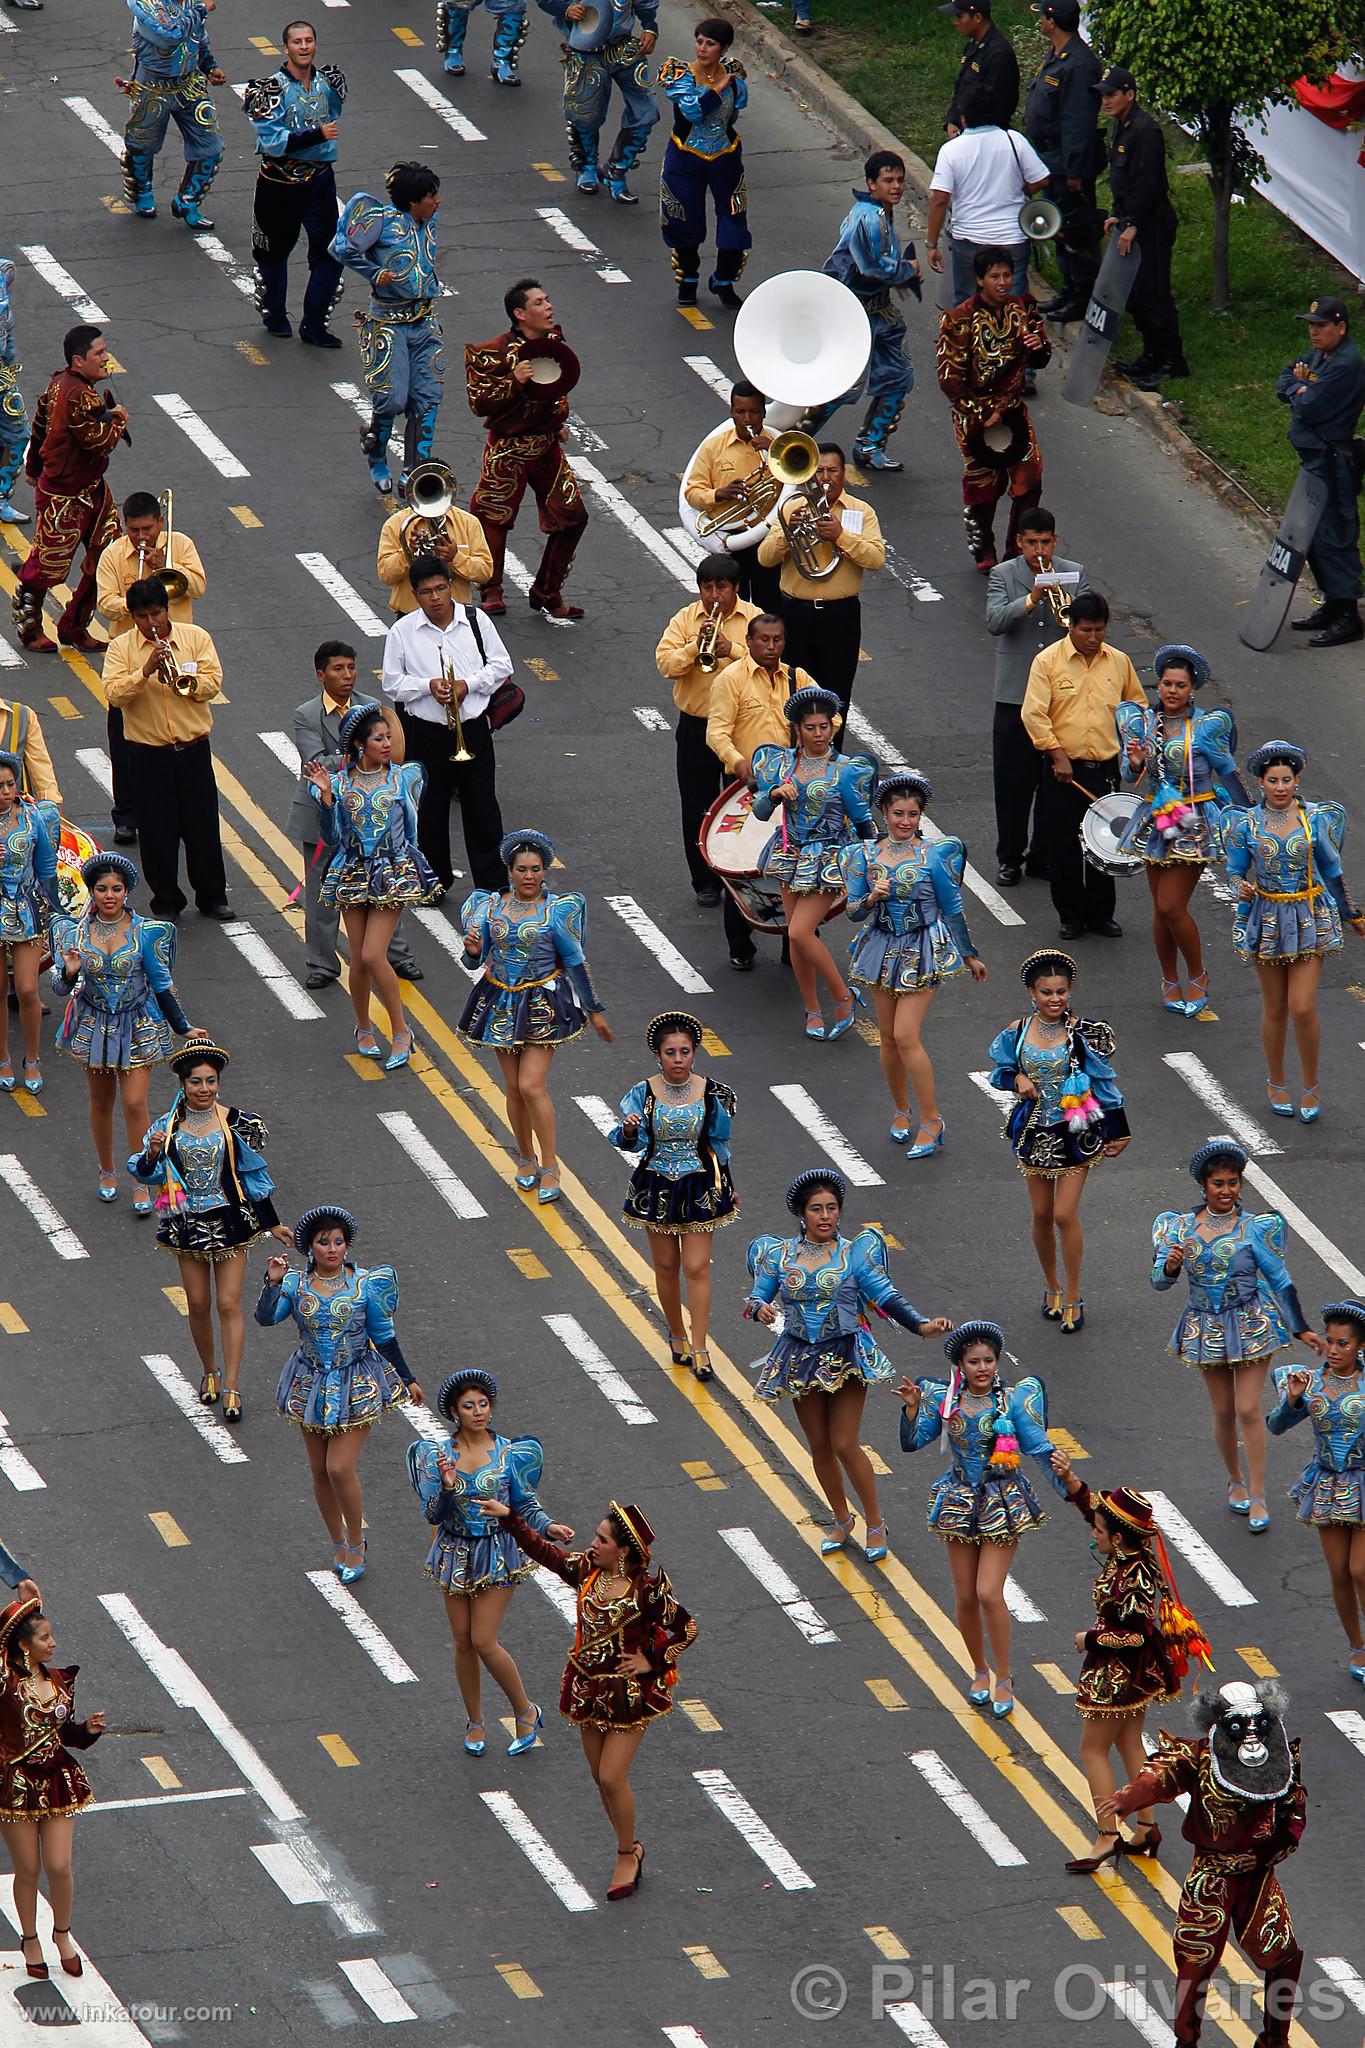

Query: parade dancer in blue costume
[307,703,438,1074]
[657,21,751,309]
[843,768,987,1158]
[746,1168,951,1563]
[1154,1138,1325,1535]
[460,828,613,1205]
[539,0,660,202]
[611,1011,737,1385]
[988,949,1128,1334]
[437,0,528,86]
[1116,643,1250,1020]
[0,753,58,1097]
[1221,739,1365,1125]
[119,0,226,229]
[244,21,346,347]
[899,1319,1063,1719]
[1269,1300,1365,1679]
[330,164,445,497]
[751,685,874,1042]
[259,1206,423,1584]
[52,853,194,1206]
[809,152,922,472]
[407,1368,574,1757]
[0,262,29,524]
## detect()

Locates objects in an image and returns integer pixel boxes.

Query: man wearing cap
[1024,0,1102,322]
[1277,295,1365,648]
[941,0,1020,137]
[1097,68,1188,390]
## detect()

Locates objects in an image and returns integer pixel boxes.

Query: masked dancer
[809,152,921,472]
[658,21,750,309]
[1221,739,1365,1124]
[0,756,59,1097]
[1268,1301,1365,1679]
[119,0,227,229]
[842,768,987,1156]
[988,949,1129,1334]
[937,247,1051,569]
[746,1168,951,1564]
[12,327,125,655]
[408,1370,574,1758]
[436,0,528,84]
[460,829,612,1205]
[258,1207,421,1584]
[244,21,346,346]
[0,258,29,524]
[1117,644,1250,1018]
[131,1037,291,1421]
[899,1320,1064,1721]
[331,164,444,497]
[538,0,660,202]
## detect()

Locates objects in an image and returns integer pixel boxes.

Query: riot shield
[1239,468,1331,651]
[1062,234,1142,408]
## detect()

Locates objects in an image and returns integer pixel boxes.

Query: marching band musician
[12,326,126,656]
[376,486,493,616]
[118,0,227,230]
[330,163,445,498]
[102,576,231,922]
[0,694,59,803]
[0,257,29,525]
[757,444,883,716]
[655,553,759,909]
[537,0,660,203]
[466,279,589,624]
[244,21,346,348]
[681,381,781,611]
[807,151,921,473]
[658,20,751,312]
[936,246,1051,571]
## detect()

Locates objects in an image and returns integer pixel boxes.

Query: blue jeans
[949,237,1029,304]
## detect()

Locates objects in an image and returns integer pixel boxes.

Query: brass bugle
[442,648,473,763]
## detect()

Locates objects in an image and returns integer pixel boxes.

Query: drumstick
[1070,779,1102,804]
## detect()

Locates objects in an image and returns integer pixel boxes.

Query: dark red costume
[0,1664,101,1822]
[13,370,123,650]
[465,329,588,612]
[935,292,1049,569]
[1069,1483,1182,1717]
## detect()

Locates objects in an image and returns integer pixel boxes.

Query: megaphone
[733,270,872,408]
[1019,197,1063,243]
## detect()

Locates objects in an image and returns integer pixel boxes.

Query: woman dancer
[658,19,751,309]
[1116,644,1250,1017]
[898,1320,1064,1720]
[842,769,987,1156]
[307,701,437,1073]
[258,1207,423,1584]
[746,1168,951,1562]
[460,829,613,1205]
[1221,739,1365,1122]
[1267,1300,1365,1677]
[988,950,1129,1334]
[0,752,59,1096]
[750,686,874,1041]
[1153,1138,1324,1532]
[408,1370,572,1757]
[0,1597,104,1982]
[611,1011,737,1384]
[131,1037,291,1420]
[52,854,194,1206]
[1051,1453,1210,1873]
[483,1495,696,1900]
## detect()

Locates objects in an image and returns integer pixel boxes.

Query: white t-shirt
[930,126,1050,244]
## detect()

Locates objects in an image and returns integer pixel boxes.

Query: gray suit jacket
[289,692,344,846]
[984,553,1089,707]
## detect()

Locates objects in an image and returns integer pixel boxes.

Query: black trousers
[1034,754,1119,928]
[125,735,228,914]
[1047,172,1101,298]
[107,706,138,834]
[397,707,505,892]
[780,593,861,715]
[734,549,783,615]
[1129,205,1185,365]
[252,165,344,332]
[992,702,1047,869]
[676,710,719,892]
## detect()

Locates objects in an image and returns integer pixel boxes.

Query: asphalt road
[1,3,1364,2045]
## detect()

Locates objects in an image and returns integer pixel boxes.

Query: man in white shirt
[926,79,1049,305]
[381,553,512,891]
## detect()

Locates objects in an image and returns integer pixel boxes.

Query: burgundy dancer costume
[13,370,122,652]
[465,328,588,617]
[0,1601,102,1823]
[935,289,1049,570]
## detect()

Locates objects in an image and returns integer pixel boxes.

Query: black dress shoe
[1087,918,1123,938]
[391,959,424,981]
[729,952,756,972]
[299,326,343,350]
[1290,607,1328,631]
[1114,353,1154,377]
[1309,606,1364,648]
[261,314,292,338]
[997,863,1023,887]
[1134,359,1190,392]
[305,970,339,990]
[113,825,139,846]
[709,281,743,310]
[1024,860,1050,879]
[694,883,722,907]
[1058,921,1086,940]
[197,902,234,921]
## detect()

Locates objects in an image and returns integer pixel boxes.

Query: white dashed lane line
[0,1156,88,1260]
[153,393,250,479]
[543,1313,656,1424]
[719,1527,838,1644]
[906,1748,1027,1867]
[769,1083,884,1188]
[19,244,104,321]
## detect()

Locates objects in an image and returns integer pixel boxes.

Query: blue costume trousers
[357,315,445,468]
[564,40,659,175]
[0,368,27,503]
[438,0,528,75]
[660,141,751,282]
[122,76,223,207]
[805,301,913,451]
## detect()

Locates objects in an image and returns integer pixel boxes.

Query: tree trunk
[1207,112,1236,312]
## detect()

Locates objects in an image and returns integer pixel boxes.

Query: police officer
[1096,67,1188,391]
[940,0,1020,135]
[1024,0,1101,321]
[1278,294,1365,648]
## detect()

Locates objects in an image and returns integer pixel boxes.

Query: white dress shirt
[380,607,513,725]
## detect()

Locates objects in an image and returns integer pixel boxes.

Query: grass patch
[777,0,1360,510]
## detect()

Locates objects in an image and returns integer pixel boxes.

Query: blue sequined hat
[0,751,20,779]
[876,769,932,808]
[1019,947,1076,985]
[1154,643,1211,690]
[1321,1300,1365,1334]
[785,1166,847,1216]
[337,700,385,754]
[784,685,841,725]
[81,850,140,893]
[437,1369,499,1420]
[499,828,555,868]
[1188,1135,1248,1182]
[944,1319,1005,1364]
[293,1205,357,1254]
[1247,739,1306,779]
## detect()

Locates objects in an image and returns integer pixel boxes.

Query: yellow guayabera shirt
[682,424,769,515]
[655,596,761,720]
[1020,637,1146,761]
[705,653,816,776]
[103,622,222,746]
[376,507,494,613]
[757,491,886,602]
[97,532,207,632]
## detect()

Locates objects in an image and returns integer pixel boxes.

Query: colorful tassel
[1060,1070,1102,1133]
[1150,783,1197,841]
[989,1419,1020,1472]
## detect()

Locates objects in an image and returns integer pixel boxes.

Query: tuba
[693,429,818,543]
[401,460,457,561]
[157,487,190,605]
[777,469,840,581]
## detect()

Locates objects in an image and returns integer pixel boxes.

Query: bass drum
[699,781,844,934]
[1079,793,1144,878]
[677,419,772,554]
[40,819,100,970]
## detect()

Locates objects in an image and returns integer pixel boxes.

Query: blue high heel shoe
[1266,1080,1294,1120]
[968,1669,991,1706]
[1247,1497,1270,1534]
[515,1158,541,1191]
[463,1721,487,1758]
[353,1027,383,1062]
[337,1538,367,1585]
[1183,972,1210,1018]
[864,1520,890,1563]
[537,1169,562,1206]
[1350,1655,1365,1686]
[1299,1088,1322,1125]
[20,1059,42,1095]
[889,1114,912,1144]
[0,1062,14,1095]
[820,1514,855,1557]
[1226,1479,1250,1517]
[803,1010,826,1041]
[508,1704,543,1756]
[826,990,862,1042]
[905,1117,946,1161]
[1161,979,1187,1015]
[385,1030,413,1072]
[991,1675,1015,1721]
[97,1173,119,1204]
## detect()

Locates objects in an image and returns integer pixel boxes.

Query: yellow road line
[1056,1905,1103,1940]
[147,1511,189,1547]
[162,1285,188,1316]
[677,306,713,331]
[683,1944,729,1979]
[531,162,565,183]
[678,1698,722,1733]
[866,1925,909,1960]
[141,1756,181,1789]
[391,25,424,44]
[1236,1647,1279,1677]
[230,506,263,528]
[866,1678,909,1712]
[506,1247,550,1279]
[48,695,81,720]
[1034,1661,1076,1694]
[1050,1427,1089,1461]
[495,1963,540,1999]
[682,1459,726,1492]
[10,1091,44,1120]
[0,1305,28,1335]
[318,1734,360,1768]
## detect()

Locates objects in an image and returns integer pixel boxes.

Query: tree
[1088,0,1349,310]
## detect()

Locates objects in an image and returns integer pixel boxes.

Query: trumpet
[697,601,722,674]
[152,629,194,697]
[441,648,473,763]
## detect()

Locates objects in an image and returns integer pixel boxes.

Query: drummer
[655,555,760,913]
[1020,591,1145,942]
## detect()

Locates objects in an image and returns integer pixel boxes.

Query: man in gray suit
[984,506,1088,885]
[291,640,422,990]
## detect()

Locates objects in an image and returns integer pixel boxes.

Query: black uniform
[1108,103,1186,372]
[1276,337,1365,611]
[1024,33,1102,304]
[946,22,1020,131]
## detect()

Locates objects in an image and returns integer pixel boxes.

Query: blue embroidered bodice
[1152,1210,1303,1324]
[406,1433,553,1541]
[1268,1367,1365,1471]
[1221,801,1353,914]
[1116,705,1249,807]
[663,62,747,158]
[50,911,182,1020]
[750,747,875,848]
[249,66,345,163]
[901,1375,1064,1491]
[316,763,424,861]
[257,1264,400,1368]
[330,196,441,312]
[461,890,601,1011]
[745,1228,927,1342]
[0,802,59,938]
[843,836,975,952]
[128,0,215,81]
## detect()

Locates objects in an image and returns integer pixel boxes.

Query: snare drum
[1079,793,1144,878]
[698,782,844,934]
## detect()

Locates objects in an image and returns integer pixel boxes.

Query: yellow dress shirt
[1020,638,1147,761]
[104,622,222,746]
[0,698,60,803]
[96,532,207,633]
[376,507,495,613]
[757,490,885,601]
[682,424,768,516]
[705,654,816,776]
[655,596,761,720]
